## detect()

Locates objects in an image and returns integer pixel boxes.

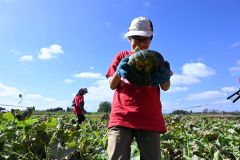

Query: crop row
[0,112,239,159]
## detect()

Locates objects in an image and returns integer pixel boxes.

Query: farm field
[0,111,240,160]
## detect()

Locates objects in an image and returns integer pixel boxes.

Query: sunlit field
[0,111,240,160]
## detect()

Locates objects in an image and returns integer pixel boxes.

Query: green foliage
[11,107,35,121]
[97,101,111,113]
[46,107,64,112]
[171,109,190,114]
[0,112,108,159]
[2,112,14,121]
[162,115,240,159]
[0,112,240,159]
[66,107,73,112]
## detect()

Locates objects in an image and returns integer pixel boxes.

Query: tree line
[45,101,112,113]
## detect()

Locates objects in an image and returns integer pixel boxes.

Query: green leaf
[2,112,14,121]
[213,150,220,160]
[46,117,57,127]
[228,129,235,134]
[25,118,39,125]
[66,140,77,148]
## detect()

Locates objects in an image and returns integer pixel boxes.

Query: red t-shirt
[106,50,167,132]
[74,95,84,115]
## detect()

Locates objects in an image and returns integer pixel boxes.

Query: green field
[0,111,240,160]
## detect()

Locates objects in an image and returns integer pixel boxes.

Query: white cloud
[0,0,16,5]
[19,55,34,62]
[210,98,233,106]
[167,86,188,93]
[182,62,215,77]
[230,42,240,48]
[26,94,42,99]
[0,83,23,107]
[0,78,111,112]
[144,1,151,7]
[73,72,103,79]
[171,74,201,85]
[230,67,240,73]
[23,95,69,109]
[10,49,20,56]
[0,83,20,96]
[171,62,215,86]
[64,79,74,84]
[121,32,127,40]
[186,91,226,101]
[104,22,111,27]
[38,44,64,60]
[0,82,69,110]
[221,86,238,93]
[229,60,240,73]
[84,79,114,112]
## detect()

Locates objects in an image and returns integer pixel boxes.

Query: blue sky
[0,0,240,113]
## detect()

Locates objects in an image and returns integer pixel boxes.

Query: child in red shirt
[72,88,88,124]
[106,16,172,160]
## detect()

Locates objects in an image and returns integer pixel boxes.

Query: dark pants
[77,114,85,124]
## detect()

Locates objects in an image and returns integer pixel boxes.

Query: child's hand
[116,56,130,78]
[164,61,170,70]
[152,61,173,85]
[164,61,173,76]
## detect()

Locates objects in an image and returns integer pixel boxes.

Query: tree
[202,108,208,114]
[66,107,73,112]
[171,110,189,114]
[98,101,111,113]
[46,107,64,112]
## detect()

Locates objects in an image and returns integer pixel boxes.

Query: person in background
[105,16,172,159]
[72,88,88,124]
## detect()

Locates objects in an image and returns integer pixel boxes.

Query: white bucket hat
[125,16,153,38]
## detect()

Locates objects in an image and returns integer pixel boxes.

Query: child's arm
[109,56,130,90]
[109,73,121,90]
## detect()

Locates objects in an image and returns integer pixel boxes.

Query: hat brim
[125,30,153,38]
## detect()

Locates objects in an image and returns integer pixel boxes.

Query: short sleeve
[105,51,132,78]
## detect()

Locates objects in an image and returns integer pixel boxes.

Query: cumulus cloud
[171,62,215,88]
[23,94,68,109]
[73,72,103,79]
[229,67,240,73]
[221,86,239,93]
[26,94,42,99]
[104,22,111,27]
[167,86,189,93]
[19,55,34,62]
[0,83,20,96]
[0,83,23,107]
[10,49,21,56]
[230,42,240,48]
[186,90,225,101]
[121,32,128,40]
[64,79,74,84]
[171,74,200,85]
[229,60,240,73]
[38,44,64,60]
[84,79,114,112]
[0,82,69,110]
[144,1,151,7]
[0,0,16,5]
[182,62,215,77]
